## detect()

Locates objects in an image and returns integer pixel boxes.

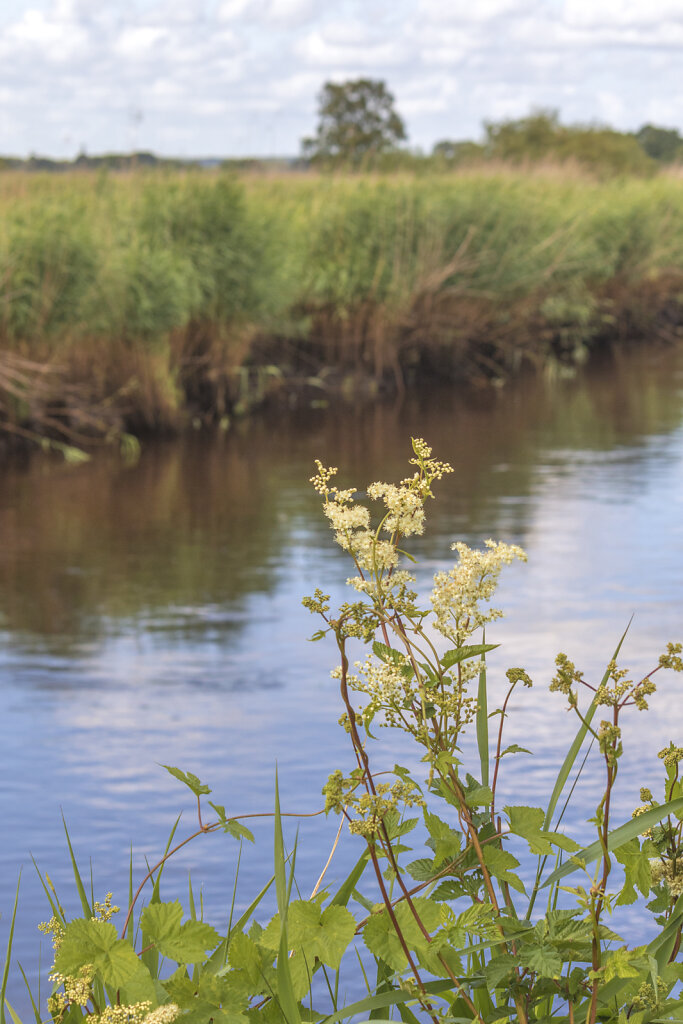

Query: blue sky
[1,0,682,158]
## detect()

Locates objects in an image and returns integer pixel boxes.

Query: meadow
[1,165,683,449]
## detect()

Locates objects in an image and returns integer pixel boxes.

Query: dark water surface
[1,345,683,1009]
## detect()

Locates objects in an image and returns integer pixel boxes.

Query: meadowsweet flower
[366,481,425,536]
[94,1003,152,1024]
[430,540,526,644]
[93,892,119,922]
[143,1005,180,1024]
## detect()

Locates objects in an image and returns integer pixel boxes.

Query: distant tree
[635,124,683,163]
[302,79,407,167]
[484,109,562,161]
[431,140,485,164]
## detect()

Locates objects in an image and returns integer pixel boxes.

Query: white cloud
[0,0,682,157]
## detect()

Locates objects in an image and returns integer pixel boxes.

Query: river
[1,344,682,1012]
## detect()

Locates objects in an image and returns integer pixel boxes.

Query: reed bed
[1,167,682,444]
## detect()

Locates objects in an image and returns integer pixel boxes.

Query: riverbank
[1,167,683,453]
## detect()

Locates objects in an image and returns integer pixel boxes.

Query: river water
[1,345,683,1011]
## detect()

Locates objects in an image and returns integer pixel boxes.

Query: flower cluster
[650,859,683,898]
[430,540,526,645]
[49,965,94,1008]
[93,892,119,922]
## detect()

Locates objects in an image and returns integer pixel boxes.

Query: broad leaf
[55,919,140,988]
[363,898,441,972]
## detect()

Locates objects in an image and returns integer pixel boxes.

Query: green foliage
[4,441,683,1024]
[301,78,407,168]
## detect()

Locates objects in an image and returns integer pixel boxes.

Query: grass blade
[0,874,21,1024]
[274,770,301,1024]
[543,620,631,832]
[541,796,683,888]
[320,979,455,1023]
[61,815,91,917]
[16,965,40,1024]
[329,851,370,908]
[476,636,489,788]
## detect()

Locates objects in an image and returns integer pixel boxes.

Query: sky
[1,0,683,159]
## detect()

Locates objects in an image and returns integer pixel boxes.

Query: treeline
[430,110,683,177]
[3,111,683,180]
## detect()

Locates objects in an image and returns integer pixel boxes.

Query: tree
[301,79,407,167]
[635,124,683,163]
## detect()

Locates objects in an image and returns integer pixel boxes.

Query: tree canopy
[301,79,407,167]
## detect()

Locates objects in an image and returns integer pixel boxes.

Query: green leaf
[261,901,356,969]
[209,806,256,843]
[465,784,493,808]
[406,858,439,882]
[159,921,221,963]
[506,805,580,856]
[542,797,683,888]
[499,745,532,758]
[482,846,526,895]
[363,899,441,972]
[518,942,562,979]
[141,901,184,945]
[603,947,642,983]
[476,639,489,788]
[614,839,651,906]
[54,919,140,988]
[423,811,461,865]
[372,642,404,665]
[140,901,220,962]
[543,622,631,833]
[485,954,517,988]
[441,644,499,669]
[0,875,20,1024]
[162,765,212,797]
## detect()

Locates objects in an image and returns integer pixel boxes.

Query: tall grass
[1,167,683,441]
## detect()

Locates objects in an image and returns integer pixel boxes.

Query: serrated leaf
[482,846,526,895]
[485,954,517,988]
[226,820,255,843]
[406,858,439,882]
[54,919,139,988]
[159,920,221,963]
[162,765,212,797]
[518,942,562,978]
[603,948,642,983]
[431,881,465,902]
[499,745,533,758]
[423,810,461,865]
[363,898,441,972]
[140,901,184,944]
[615,839,652,906]
[261,901,356,969]
[506,805,580,856]
[465,784,493,808]
[440,644,499,669]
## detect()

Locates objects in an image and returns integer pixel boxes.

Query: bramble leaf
[518,942,562,979]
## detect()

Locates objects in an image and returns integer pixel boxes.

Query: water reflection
[0,343,682,1009]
